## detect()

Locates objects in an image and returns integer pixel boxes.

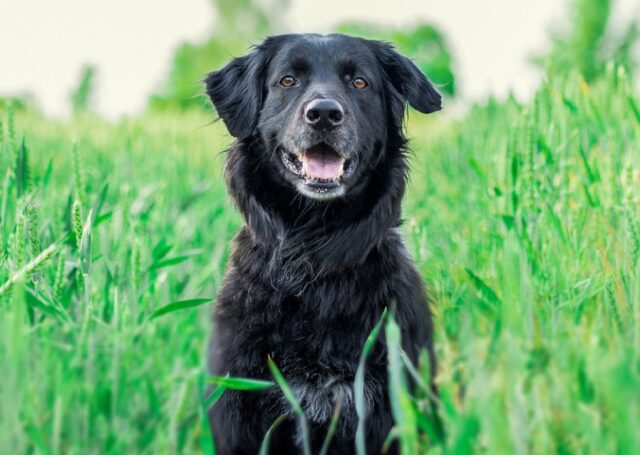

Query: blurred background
[1,0,638,119]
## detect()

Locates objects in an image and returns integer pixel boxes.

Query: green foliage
[149,0,288,111]
[538,0,638,80]
[0,108,239,453]
[0,97,35,112]
[70,65,96,114]
[1,62,640,453]
[149,37,243,111]
[336,23,456,97]
[404,64,640,453]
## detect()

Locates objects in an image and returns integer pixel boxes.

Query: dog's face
[206,34,441,200]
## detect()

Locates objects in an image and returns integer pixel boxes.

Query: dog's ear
[204,41,274,139]
[371,41,442,114]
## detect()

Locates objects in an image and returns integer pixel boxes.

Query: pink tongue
[302,150,344,180]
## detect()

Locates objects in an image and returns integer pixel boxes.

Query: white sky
[1,0,638,119]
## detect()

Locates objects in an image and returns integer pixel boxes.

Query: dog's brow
[337,60,357,76]
[290,56,310,73]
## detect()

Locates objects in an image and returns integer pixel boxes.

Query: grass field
[1,65,640,454]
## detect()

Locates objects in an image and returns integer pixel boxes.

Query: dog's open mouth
[281,144,357,191]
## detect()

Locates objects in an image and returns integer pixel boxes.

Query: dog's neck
[224,138,408,279]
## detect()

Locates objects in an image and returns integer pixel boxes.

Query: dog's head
[205,33,441,201]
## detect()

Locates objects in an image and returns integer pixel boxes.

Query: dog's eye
[279,76,298,88]
[352,77,368,89]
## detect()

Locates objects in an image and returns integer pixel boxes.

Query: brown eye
[279,76,297,88]
[352,77,368,89]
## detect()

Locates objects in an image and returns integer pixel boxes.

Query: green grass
[1,64,639,454]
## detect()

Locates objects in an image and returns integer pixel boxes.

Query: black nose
[304,99,344,129]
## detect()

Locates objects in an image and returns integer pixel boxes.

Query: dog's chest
[216,272,390,428]
[253,279,384,367]
[215,256,391,376]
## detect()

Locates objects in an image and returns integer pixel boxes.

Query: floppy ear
[204,44,271,139]
[371,41,442,114]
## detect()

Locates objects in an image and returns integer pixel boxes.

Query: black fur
[205,33,441,454]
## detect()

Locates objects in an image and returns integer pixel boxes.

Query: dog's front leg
[209,389,299,454]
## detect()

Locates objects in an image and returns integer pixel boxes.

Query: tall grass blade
[319,393,343,455]
[258,415,287,455]
[267,357,311,455]
[150,298,212,319]
[208,376,275,391]
[0,241,62,297]
[148,251,202,271]
[386,313,418,455]
[354,307,387,455]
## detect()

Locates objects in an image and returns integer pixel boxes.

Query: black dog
[205,33,440,454]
